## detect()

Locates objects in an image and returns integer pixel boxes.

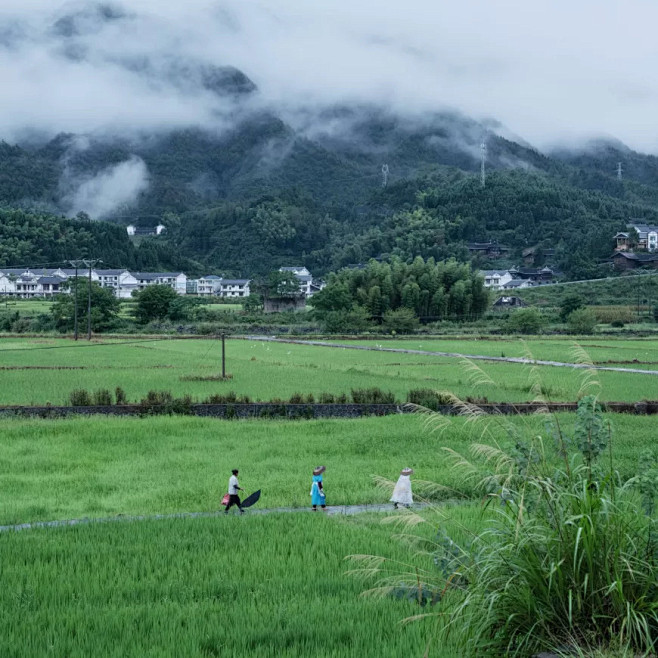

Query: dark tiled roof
[613,252,658,262]
[37,276,66,284]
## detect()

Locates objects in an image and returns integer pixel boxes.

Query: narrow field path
[0,502,427,534]
[246,336,658,376]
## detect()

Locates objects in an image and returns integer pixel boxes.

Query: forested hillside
[2,91,658,277]
[0,208,195,272]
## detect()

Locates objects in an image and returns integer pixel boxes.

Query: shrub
[137,390,193,415]
[322,306,371,333]
[115,387,128,405]
[567,307,598,334]
[69,389,92,406]
[350,388,396,404]
[406,388,453,410]
[92,389,113,405]
[504,308,545,334]
[382,308,419,334]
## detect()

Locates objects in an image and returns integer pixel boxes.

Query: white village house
[480,269,537,291]
[196,275,223,296]
[279,266,325,297]
[218,279,251,297]
[480,270,514,290]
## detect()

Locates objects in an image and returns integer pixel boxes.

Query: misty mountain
[552,138,658,191]
[0,101,573,216]
[2,6,658,282]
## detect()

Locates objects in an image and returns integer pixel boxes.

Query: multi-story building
[132,272,187,295]
[218,279,251,297]
[196,275,223,295]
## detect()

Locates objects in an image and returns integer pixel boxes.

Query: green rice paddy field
[1,335,656,656]
[0,510,479,658]
[0,336,656,405]
[2,411,652,657]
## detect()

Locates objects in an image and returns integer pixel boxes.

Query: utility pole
[81,259,101,340]
[381,164,389,188]
[68,259,83,340]
[221,333,226,379]
[480,142,487,188]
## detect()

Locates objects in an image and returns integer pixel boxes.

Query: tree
[309,282,353,315]
[135,284,180,323]
[505,308,545,334]
[321,306,370,333]
[567,307,597,334]
[382,308,418,334]
[559,293,585,321]
[267,271,301,298]
[312,257,488,322]
[51,279,120,332]
[242,294,263,313]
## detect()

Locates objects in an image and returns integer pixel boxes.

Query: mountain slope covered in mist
[2,104,658,279]
[2,5,658,281]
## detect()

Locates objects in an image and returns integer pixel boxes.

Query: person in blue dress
[310,466,326,511]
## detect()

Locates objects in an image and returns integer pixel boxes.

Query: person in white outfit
[391,468,414,509]
[225,469,244,515]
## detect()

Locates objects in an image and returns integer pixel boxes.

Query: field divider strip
[0,502,429,533]
[244,336,658,376]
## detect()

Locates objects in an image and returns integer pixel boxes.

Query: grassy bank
[516,272,658,308]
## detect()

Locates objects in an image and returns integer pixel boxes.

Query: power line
[0,336,200,354]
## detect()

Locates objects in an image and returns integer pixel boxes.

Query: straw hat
[400,468,414,476]
[313,466,326,475]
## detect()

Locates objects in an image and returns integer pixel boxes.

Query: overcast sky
[2,0,657,152]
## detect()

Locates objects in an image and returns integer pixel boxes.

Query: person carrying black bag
[225,469,244,515]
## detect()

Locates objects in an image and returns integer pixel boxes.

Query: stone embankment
[0,400,655,419]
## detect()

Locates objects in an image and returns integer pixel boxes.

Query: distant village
[0,265,323,301]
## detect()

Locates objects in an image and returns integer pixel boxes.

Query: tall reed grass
[350,348,658,656]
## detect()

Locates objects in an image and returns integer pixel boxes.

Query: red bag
[221,493,230,506]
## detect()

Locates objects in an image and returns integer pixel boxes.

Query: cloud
[63,155,149,218]
[1,0,658,152]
